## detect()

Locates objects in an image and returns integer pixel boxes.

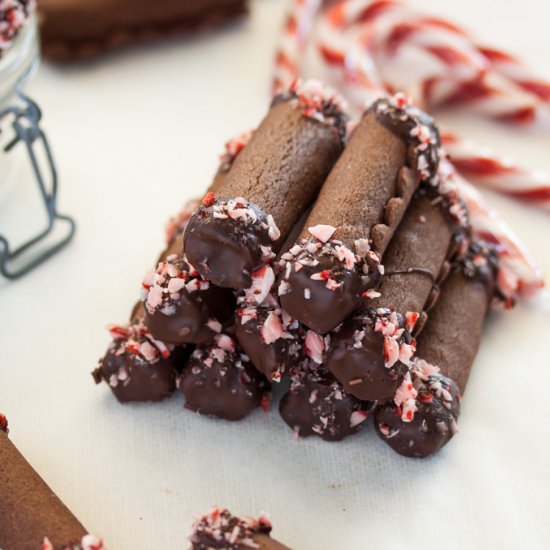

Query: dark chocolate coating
[0,431,88,549]
[279,362,371,442]
[144,283,235,344]
[142,254,236,345]
[326,194,456,401]
[179,336,270,421]
[184,98,345,289]
[184,201,274,289]
[234,303,305,382]
[279,97,438,333]
[190,533,290,550]
[374,246,496,458]
[326,315,408,401]
[93,324,177,403]
[279,243,381,334]
[374,376,460,458]
[189,508,289,550]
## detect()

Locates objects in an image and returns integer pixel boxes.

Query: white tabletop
[1,1,550,548]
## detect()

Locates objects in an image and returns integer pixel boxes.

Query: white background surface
[1,1,550,548]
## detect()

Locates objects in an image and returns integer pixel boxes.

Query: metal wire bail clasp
[0,88,75,280]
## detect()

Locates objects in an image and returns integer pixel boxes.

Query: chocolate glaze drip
[279,361,371,442]
[179,334,270,421]
[92,321,178,403]
[184,90,346,289]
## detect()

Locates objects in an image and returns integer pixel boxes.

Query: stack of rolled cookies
[93,81,503,458]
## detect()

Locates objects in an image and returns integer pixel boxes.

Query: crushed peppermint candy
[432,157,471,229]
[393,372,418,422]
[282,78,348,140]
[278,232,380,295]
[189,507,272,550]
[219,129,254,173]
[243,265,276,305]
[304,330,325,364]
[190,334,246,374]
[373,309,417,369]
[42,534,104,550]
[141,255,209,316]
[308,224,336,243]
[390,357,459,423]
[0,413,8,433]
[284,361,370,439]
[0,0,35,54]
[375,94,440,183]
[105,320,171,369]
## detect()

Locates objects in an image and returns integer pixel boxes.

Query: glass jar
[0,13,75,279]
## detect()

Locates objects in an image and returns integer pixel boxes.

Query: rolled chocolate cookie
[189,507,290,550]
[279,361,371,442]
[374,242,497,458]
[184,79,347,289]
[142,254,236,344]
[143,130,252,343]
[162,130,253,260]
[92,320,179,402]
[0,421,102,550]
[326,190,465,401]
[278,93,441,333]
[234,295,305,382]
[179,333,270,421]
[40,0,248,61]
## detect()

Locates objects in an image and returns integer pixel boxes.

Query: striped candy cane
[273,0,545,299]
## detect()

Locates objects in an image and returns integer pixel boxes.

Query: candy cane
[317,0,550,126]
[438,157,544,301]
[273,0,545,299]
[273,0,322,94]
[441,132,550,207]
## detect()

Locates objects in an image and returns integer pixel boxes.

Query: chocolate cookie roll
[326,189,467,401]
[184,79,347,290]
[374,243,497,458]
[189,508,291,550]
[40,0,248,61]
[179,333,270,421]
[142,131,253,343]
[278,94,441,334]
[279,361,371,442]
[0,421,102,550]
[92,320,181,402]
[142,254,236,344]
